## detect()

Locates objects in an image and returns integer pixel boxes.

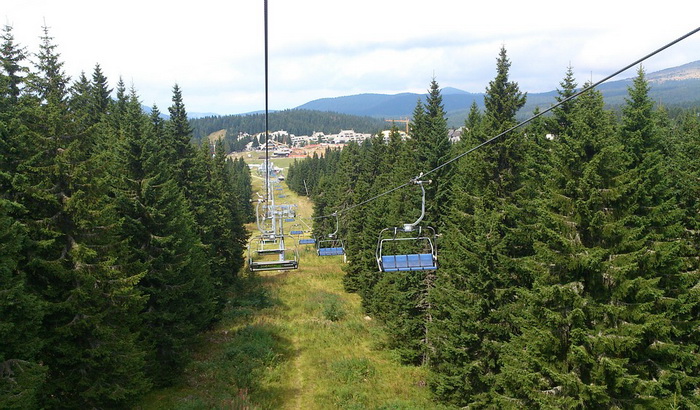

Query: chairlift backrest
[317,212,345,256]
[248,233,299,272]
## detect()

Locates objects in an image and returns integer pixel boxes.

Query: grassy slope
[137,157,449,409]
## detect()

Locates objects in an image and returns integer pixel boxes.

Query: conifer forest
[288,49,700,407]
[2,23,700,409]
[1,25,253,408]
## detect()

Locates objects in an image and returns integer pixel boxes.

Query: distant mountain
[297,92,483,118]
[295,61,700,127]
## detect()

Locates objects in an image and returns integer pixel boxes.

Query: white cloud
[5,0,700,115]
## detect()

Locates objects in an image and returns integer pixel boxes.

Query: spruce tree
[106,77,129,139]
[551,64,578,136]
[111,92,214,386]
[489,82,619,407]
[415,78,452,228]
[461,101,482,148]
[597,67,700,406]
[230,157,255,223]
[0,24,27,105]
[362,131,428,364]
[67,71,93,134]
[165,83,196,190]
[89,63,111,124]
[19,27,150,407]
[0,172,46,410]
[0,23,30,195]
[429,46,533,405]
[341,135,395,301]
[0,31,47,407]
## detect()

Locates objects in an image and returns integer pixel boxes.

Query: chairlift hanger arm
[404,177,431,232]
[329,212,339,238]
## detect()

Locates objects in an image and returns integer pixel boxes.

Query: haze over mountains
[189,61,700,123]
[294,61,700,120]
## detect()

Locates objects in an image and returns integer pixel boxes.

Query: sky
[5,0,700,116]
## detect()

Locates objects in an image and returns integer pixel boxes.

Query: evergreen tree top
[484,46,526,133]
[1,24,28,103]
[30,24,69,103]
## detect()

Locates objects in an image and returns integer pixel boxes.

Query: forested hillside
[189,109,387,151]
[0,25,252,408]
[287,47,700,407]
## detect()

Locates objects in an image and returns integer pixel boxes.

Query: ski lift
[291,229,315,245]
[248,233,299,272]
[317,212,345,259]
[376,178,437,272]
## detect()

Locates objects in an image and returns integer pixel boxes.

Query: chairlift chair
[248,234,299,272]
[376,226,437,271]
[317,234,345,257]
[376,178,437,272]
[316,212,346,260]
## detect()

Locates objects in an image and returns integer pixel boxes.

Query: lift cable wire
[264,0,270,204]
[307,25,700,222]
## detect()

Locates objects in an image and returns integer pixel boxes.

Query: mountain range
[290,61,700,127]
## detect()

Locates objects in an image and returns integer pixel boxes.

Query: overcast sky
[5,0,700,116]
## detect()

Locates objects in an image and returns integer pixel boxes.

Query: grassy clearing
[138,254,446,409]
[137,160,450,409]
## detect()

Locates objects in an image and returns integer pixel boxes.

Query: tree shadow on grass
[223,322,297,408]
[225,273,288,321]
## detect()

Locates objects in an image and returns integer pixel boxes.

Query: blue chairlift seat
[376,226,437,272]
[285,218,295,222]
[299,238,316,245]
[317,237,345,257]
[318,247,344,256]
[290,230,304,235]
[381,253,436,272]
[248,234,299,272]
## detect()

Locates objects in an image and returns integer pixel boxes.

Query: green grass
[137,166,451,409]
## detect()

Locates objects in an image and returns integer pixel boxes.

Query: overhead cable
[310,26,700,221]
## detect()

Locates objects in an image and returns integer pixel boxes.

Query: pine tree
[0,28,47,407]
[596,67,700,406]
[429,46,534,405]
[165,83,196,190]
[0,23,31,195]
[461,100,482,147]
[111,92,214,386]
[230,157,255,223]
[0,24,27,105]
[415,78,452,228]
[67,71,93,132]
[0,165,46,410]
[483,47,527,134]
[551,64,578,136]
[18,27,150,407]
[89,63,111,124]
[361,132,429,364]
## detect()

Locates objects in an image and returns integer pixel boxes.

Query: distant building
[331,129,373,144]
[448,127,464,143]
[380,129,409,142]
